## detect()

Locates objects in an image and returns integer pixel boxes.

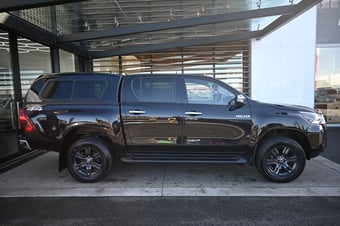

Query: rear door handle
[185,111,202,116]
[129,110,146,115]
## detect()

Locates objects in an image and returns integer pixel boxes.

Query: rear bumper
[18,133,60,152]
[19,138,32,151]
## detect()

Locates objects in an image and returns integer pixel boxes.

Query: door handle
[185,111,202,116]
[128,110,146,115]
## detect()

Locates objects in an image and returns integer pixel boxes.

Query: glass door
[0,31,19,160]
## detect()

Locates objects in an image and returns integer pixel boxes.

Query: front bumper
[307,124,327,159]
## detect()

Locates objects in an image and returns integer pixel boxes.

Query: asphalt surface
[1,196,340,225]
[0,151,339,225]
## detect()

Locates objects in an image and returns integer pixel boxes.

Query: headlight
[300,111,326,124]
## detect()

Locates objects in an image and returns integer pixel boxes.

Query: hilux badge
[236,114,251,118]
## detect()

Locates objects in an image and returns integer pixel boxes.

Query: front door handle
[129,110,146,115]
[185,111,202,116]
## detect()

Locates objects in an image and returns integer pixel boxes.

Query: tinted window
[26,78,47,102]
[184,78,235,105]
[132,77,176,103]
[41,79,107,100]
[41,80,73,99]
[30,77,47,94]
[73,80,106,100]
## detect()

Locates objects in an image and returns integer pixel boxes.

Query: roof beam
[0,12,55,46]
[58,5,296,43]
[258,0,322,38]
[90,30,260,59]
[0,12,89,57]
[0,0,87,12]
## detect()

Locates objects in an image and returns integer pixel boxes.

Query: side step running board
[120,152,248,164]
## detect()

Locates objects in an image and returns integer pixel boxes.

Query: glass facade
[315,47,340,123]
[93,42,249,94]
[0,31,14,131]
[316,0,340,123]
[0,31,13,100]
[0,33,56,160]
[0,30,19,159]
[18,36,51,97]
[59,50,75,72]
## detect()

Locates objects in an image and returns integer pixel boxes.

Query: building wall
[251,7,317,108]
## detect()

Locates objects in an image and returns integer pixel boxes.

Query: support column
[242,42,250,96]
[118,56,123,74]
[8,33,22,102]
[75,55,84,72]
[75,55,92,72]
[51,47,60,73]
[84,58,92,72]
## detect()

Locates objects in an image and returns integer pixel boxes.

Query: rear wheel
[256,137,306,183]
[67,137,112,183]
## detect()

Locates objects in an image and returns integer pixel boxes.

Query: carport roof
[0,0,322,59]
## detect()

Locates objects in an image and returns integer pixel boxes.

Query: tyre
[67,137,112,183]
[255,136,306,183]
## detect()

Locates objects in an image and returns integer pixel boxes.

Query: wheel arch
[254,128,312,162]
[58,125,117,172]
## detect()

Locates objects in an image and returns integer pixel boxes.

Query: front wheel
[256,137,306,183]
[67,137,112,183]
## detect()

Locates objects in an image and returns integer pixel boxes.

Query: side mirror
[236,94,246,106]
[229,94,246,111]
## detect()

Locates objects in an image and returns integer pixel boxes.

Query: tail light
[19,108,34,133]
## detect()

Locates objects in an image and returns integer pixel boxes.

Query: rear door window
[131,77,177,103]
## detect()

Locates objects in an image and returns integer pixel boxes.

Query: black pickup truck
[19,73,327,183]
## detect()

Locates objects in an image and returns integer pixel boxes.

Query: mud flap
[58,151,66,172]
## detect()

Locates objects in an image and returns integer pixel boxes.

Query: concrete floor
[0,151,340,197]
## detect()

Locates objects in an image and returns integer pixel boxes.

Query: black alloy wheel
[256,136,306,183]
[67,138,112,183]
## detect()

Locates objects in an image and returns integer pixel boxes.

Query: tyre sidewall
[67,138,112,183]
[256,137,306,183]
